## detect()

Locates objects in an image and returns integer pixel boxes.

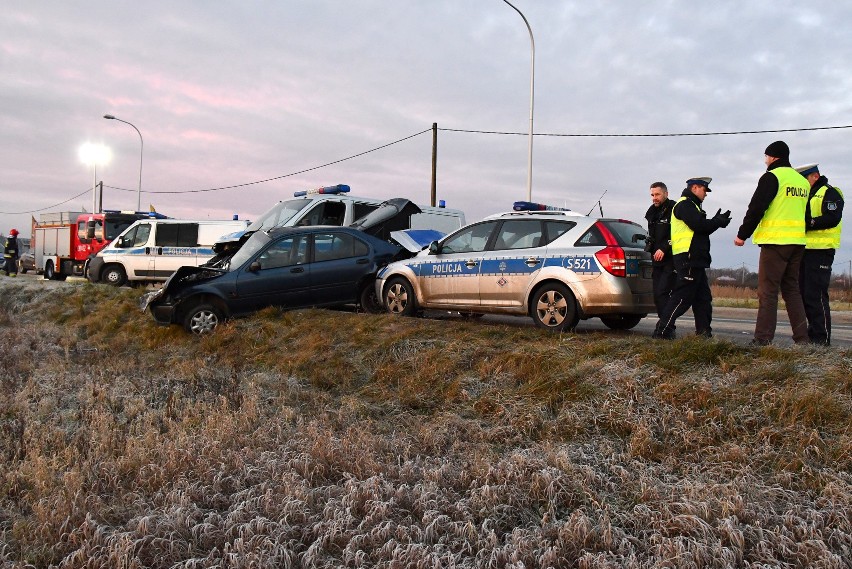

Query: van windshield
[245,199,307,232]
[228,231,271,271]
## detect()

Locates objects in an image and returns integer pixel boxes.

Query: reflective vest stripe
[806,185,843,250]
[753,167,808,245]
[670,197,699,255]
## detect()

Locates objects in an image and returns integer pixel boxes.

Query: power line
[438,124,852,137]
[109,128,432,196]
[0,188,92,216]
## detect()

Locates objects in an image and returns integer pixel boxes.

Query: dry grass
[1,280,851,568]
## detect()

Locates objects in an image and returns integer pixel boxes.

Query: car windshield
[244,199,307,232]
[227,231,272,270]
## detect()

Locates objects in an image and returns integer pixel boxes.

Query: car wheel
[102,265,127,287]
[183,303,223,335]
[384,277,417,316]
[19,262,28,274]
[530,283,578,332]
[359,283,384,314]
[600,314,644,330]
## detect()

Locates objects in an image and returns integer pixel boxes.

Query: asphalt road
[431,306,852,348]
[9,272,850,348]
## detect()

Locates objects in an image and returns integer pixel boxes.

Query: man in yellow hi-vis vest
[653,177,730,339]
[734,141,809,345]
[795,163,844,345]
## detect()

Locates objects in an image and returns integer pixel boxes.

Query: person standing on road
[645,182,677,320]
[653,178,731,339]
[795,163,844,345]
[734,141,809,346]
[3,229,21,277]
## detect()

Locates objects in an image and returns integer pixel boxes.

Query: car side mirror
[249,261,262,272]
[428,241,441,255]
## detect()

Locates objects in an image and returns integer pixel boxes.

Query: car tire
[183,303,223,335]
[530,282,578,332]
[600,314,644,330]
[19,262,28,274]
[383,277,417,316]
[359,283,384,314]
[102,265,127,287]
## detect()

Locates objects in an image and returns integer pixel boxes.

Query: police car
[375,202,655,331]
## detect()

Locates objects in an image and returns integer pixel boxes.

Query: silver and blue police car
[376,203,655,332]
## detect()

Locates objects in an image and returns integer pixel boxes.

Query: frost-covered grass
[0,281,850,568]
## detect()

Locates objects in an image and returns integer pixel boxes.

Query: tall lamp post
[103,114,143,211]
[79,143,111,213]
[501,0,535,202]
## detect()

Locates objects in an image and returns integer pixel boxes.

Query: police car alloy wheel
[384,277,417,316]
[530,283,578,331]
[184,303,223,335]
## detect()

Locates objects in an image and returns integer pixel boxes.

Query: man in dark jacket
[734,141,809,345]
[653,178,730,339]
[645,182,676,319]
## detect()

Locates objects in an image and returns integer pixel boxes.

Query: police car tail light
[595,246,626,277]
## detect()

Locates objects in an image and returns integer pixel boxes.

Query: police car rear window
[600,220,646,248]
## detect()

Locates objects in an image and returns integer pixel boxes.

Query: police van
[212,184,466,255]
[87,218,250,286]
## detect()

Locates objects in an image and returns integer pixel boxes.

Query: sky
[2,1,851,274]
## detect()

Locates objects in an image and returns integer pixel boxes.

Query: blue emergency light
[293,184,351,197]
[512,201,571,212]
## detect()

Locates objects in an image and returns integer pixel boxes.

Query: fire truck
[32,210,167,280]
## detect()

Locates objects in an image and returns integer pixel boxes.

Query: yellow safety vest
[806,185,843,249]
[753,167,808,245]
[670,197,700,255]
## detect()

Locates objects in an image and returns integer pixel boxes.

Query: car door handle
[290,267,304,273]
[465,259,478,268]
[356,258,370,264]
[525,257,541,267]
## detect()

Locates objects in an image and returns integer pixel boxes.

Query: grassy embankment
[0,281,850,568]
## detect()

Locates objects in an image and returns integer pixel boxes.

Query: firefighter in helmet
[4,229,20,276]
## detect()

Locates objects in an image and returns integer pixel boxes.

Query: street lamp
[78,143,111,213]
[103,114,143,211]
[501,0,535,202]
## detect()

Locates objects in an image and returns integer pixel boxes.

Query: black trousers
[652,262,676,319]
[799,248,834,344]
[656,265,712,335]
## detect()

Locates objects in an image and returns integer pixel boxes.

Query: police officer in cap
[795,163,844,345]
[653,177,731,339]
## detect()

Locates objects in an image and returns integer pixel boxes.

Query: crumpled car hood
[139,265,225,312]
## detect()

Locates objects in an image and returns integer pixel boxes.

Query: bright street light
[103,114,143,211]
[502,0,535,202]
[79,143,111,213]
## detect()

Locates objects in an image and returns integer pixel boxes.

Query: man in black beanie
[734,140,809,345]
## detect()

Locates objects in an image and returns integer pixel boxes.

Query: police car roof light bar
[513,201,571,212]
[293,184,351,197]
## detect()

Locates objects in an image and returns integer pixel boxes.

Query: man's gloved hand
[713,209,732,228]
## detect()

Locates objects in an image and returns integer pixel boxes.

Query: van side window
[118,224,151,248]
[313,232,368,262]
[156,224,199,247]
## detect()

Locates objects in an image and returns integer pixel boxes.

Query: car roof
[482,210,591,221]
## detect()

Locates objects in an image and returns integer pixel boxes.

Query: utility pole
[430,123,437,207]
